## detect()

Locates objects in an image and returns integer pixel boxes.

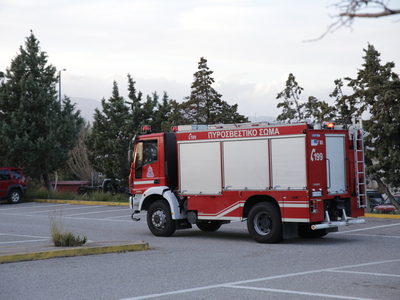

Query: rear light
[141,125,151,134]
[310,199,318,213]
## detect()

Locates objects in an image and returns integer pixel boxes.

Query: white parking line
[0,233,49,245]
[66,208,127,217]
[335,222,400,234]
[119,259,400,300]
[346,233,400,239]
[328,269,400,278]
[0,233,49,239]
[0,239,49,245]
[228,285,375,300]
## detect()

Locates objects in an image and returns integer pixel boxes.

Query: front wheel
[147,200,176,237]
[247,202,282,243]
[196,220,222,232]
[8,189,22,204]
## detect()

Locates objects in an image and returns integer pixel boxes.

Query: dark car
[0,166,27,204]
[372,195,400,214]
[367,190,384,210]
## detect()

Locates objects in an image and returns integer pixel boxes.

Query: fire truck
[128,120,366,243]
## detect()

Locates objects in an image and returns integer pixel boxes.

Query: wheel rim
[11,192,20,203]
[253,211,271,236]
[151,209,167,230]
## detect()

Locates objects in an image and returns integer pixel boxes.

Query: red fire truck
[128,120,366,243]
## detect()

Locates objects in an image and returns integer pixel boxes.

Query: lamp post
[58,68,66,106]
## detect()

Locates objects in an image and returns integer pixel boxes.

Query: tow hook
[131,212,141,221]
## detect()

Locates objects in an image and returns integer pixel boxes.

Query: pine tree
[152,92,173,133]
[276,73,304,121]
[276,73,336,123]
[0,31,83,189]
[182,57,247,124]
[126,74,145,135]
[342,44,400,210]
[85,81,133,185]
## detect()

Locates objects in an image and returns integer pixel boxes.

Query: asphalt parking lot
[1,200,400,300]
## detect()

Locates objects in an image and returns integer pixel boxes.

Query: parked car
[0,166,27,204]
[78,179,126,195]
[367,190,384,210]
[372,195,400,214]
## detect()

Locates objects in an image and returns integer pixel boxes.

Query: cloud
[1,0,398,120]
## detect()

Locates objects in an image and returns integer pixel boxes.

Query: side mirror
[128,150,133,164]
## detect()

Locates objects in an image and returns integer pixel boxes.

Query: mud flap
[175,219,192,230]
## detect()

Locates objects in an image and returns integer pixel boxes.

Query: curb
[0,242,149,264]
[364,213,400,219]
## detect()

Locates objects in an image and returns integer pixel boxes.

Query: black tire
[298,225,328,238]
[196,220,222,232]
[247,202,282,243]
[8,189,22,204]
[147,200,176,237]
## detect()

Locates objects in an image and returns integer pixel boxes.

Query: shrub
[50,215,87,247]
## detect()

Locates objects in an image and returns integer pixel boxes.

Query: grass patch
[50,214,87,247]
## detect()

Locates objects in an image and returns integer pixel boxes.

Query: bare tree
[309,1,400,41]
[67,123,95,183]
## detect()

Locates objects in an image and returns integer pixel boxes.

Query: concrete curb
[365,213,400,219]
[0,242,149,264]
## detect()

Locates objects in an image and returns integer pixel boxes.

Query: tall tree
[276,73,335,123]
[0,31,83,189]
[152,92,173,133]
[126,74,144,135]
[85,81,132,184]
[329,78,359,124]
[342,44,400,210]
[182,57,247,124]
[276,73,304,121]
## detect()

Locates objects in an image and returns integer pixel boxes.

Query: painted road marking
[119,259,400,300]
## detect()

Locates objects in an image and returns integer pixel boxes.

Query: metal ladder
[352,118,366,208]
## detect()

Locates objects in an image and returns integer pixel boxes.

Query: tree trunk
[374,176,400,211]
[43,173,53,191]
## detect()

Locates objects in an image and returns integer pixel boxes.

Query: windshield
[383,196,400,205]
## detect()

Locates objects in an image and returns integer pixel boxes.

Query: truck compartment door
[179,142,222,195]
[326,134,346,195]
[271,137,306,190]
[223,139,269,190]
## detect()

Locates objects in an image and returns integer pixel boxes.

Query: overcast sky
[1,0,399,119]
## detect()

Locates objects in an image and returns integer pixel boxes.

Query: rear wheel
[147,200,176,237]
[8,189,21,204]
[247,202,282,243]
[196,220,222,232]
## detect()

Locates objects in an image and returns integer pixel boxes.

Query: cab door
[0,169,11,198]
[132,138,164,193]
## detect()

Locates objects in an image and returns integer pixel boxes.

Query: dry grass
[50,214,87,247]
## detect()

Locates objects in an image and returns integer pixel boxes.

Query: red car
[0,166,27,204]
[372,195,400,214]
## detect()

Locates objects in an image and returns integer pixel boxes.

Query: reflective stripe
[282,218,310,222]
[134,180,155,185]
